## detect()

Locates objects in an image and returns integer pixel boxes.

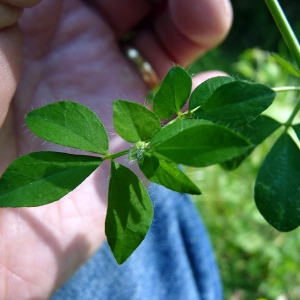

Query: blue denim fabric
[51,184,223,300]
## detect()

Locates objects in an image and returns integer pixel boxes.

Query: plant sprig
[0,66,282,263]
[0,0,299,266]
[265,0,300,68]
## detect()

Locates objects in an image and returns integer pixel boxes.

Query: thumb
[0,25,22,127]
[0,0,41,127]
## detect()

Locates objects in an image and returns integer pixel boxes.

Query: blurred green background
[188,1,300,299]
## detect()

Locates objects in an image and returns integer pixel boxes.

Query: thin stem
[284,96,300,130]
[265,0,300,68]
[180,106,201,119]
[273,86,300,93]
[105,149,130,160]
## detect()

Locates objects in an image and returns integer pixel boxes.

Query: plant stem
[106,149,130,160]
[284,96,300,130]
[265,0,300,68]
[181,107,200,119]
[273,86,300,93]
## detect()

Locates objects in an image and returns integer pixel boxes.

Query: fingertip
[3,0,41,8]
[0,3,22,29]
[170,0,233,47]
[152,0,233,67]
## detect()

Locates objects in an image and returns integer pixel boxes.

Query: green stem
[105,149,130,160]
[273,86,300,93]
[180,106,201,119]
[284,96,300,130]
[265,0,300,68]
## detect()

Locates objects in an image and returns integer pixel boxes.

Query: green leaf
[151,119,251,167]
[138,153,201,195]
[153,66,192,120]
[105,162,154,264]
[254,133,300,231]
[151,119,211,146]
[112,100,161,143]
[272,53,300,78]
[0,152,102,207]
[292,123,300,141]
[189,76,235,110]
[237,115,281,145]
[221,115,282,170]
[26,101,109,155]
[192,81,276,127]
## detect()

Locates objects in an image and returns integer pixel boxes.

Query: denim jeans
[51,184,222,300]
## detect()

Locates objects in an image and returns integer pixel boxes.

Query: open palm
[0,0,232,298]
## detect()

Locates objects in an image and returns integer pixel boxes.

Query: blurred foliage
[189,1,300,299]
[189,0,299,76]
[190,151,300,299]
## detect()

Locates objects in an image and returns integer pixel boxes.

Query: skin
[0,0,232,298]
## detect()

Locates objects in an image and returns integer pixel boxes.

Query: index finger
[133,0,233,77]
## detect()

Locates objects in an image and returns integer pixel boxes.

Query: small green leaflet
[271,53,300,78]
[221,115,282,170]
[151,119,251,167]
[254,133,300,232]
[153,66,192,120]
[236,115,281,145]
[0,152,102,207]
[189,76,235,110]
[105,162,154,264]
[192,79,276,127]
[292,123,300,141]
[138,153,201,195]
[151,119,213,145]
[112,100,161,143]
[26,101,109,155]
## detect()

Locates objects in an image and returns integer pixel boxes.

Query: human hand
[0,0,232,298]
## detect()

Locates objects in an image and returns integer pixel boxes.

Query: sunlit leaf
[254,133,300,231]
[193,81,276,127]
[113,100,161,143]
[0,152,102,207]
[153,66,192,120]
[221,115,281,170]
[189,76,235,110]
[26,101,109,154]
[292,123,300,141]
[151,119,212,145]
[139,153,201,195]
[105,162,153,264]
[237,115,281,145]
[151,119,250,167]
[272,53,300,78]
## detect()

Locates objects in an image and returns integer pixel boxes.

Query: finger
[0,0,42,29]
[155,0,233,64]
[169,0,232,47]
[0,0,42,128]
[0,3,22,28]
[0,25,22,127]
[2,0,41,8]
[134,0,232,77]
[84,0,163,38]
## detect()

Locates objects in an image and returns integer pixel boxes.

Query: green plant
[192,46,300,299]
[0,67,270,263]
[0,0,299,266]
